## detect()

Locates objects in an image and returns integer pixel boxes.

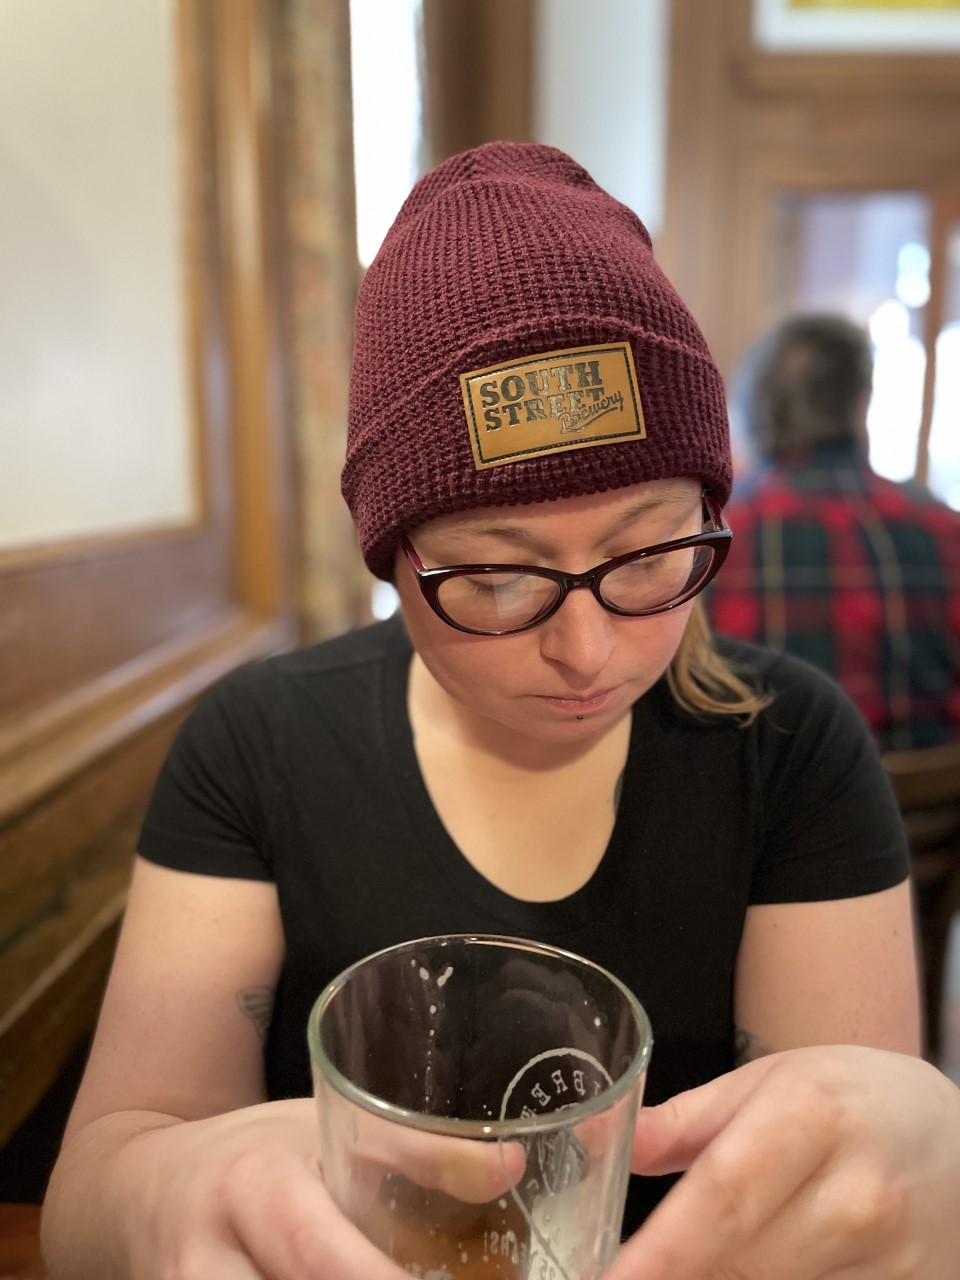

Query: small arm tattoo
[237,986,276,1044]
[734,1026,774,1066]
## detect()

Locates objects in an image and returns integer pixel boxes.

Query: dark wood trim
[0,1202,43,1273]
[733,50,960,101]
[0,716,177,1147]
[0,609,292,827]
[213,0,295,618]
[663,0,960,392]
[0,523,209,574]
[0,899,125,1150]
[421,0,534,167]
[915,192,957,488]
[659,0,739,344]
[0,0,296,1154]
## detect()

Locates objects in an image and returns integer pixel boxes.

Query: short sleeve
[138,666,278,881]
[749,654,910,904]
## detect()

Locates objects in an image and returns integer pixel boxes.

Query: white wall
[532,0,668,239]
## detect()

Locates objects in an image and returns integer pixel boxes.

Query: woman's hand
[607,1045,960,1280]
[45,1098,408,1280]
[44,1096,525,1280]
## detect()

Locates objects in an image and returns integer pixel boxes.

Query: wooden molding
[0,0,297,1154]
[0,893,127,1149]
[213,0,295,619]
[0,608,294,827]
[664,0,960,381]
[733,50,960,101]
[421,0,534,166]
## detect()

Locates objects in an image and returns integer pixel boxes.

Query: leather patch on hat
[459,342,646,470]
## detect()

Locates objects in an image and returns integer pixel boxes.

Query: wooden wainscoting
[0,0,296,1162]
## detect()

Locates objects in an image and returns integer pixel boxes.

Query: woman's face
[395,477,704,745]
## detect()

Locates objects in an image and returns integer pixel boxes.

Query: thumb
[631,1053,782,1175]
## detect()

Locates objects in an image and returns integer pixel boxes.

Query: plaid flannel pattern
[706,447,960,752]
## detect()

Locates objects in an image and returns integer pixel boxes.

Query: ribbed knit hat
[342,141,731,581]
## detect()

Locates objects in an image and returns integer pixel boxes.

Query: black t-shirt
[139,616,909,1232]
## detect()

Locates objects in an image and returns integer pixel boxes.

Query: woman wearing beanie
[43,145,960,1279]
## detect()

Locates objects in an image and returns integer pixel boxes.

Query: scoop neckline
[380,618,663,936]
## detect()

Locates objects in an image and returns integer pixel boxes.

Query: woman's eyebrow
[432,524,551,559]
[603,494,695,536]
[438,493,697,556]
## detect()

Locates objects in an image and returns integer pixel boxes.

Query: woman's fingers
[627,1050,793,1174]
[610,1056,842,1279]
[160,1243,265,1280]
[229,1162,410,1280]
[321,1090,527,1203]
[203,1122,409,1280]
[609,1046,960,1280]
[368,1124,527,1203]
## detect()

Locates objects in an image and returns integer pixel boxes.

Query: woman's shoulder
[211,616,407,699]
[695,634,875,757]
[714,633,856,708]
[705,642,891,827]
[171,618,408,754]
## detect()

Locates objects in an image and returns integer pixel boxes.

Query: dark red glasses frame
[400,492,732,636]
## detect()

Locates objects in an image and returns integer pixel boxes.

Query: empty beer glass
[309,934,652,1279]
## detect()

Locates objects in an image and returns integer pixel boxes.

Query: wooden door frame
[661,0,960,392]
[0,0,296,1146]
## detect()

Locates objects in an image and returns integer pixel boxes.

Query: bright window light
[349,0,422,268]
[868,300,925,483]
[370,580,400,620]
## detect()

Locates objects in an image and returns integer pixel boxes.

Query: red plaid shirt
[707,446,960,751]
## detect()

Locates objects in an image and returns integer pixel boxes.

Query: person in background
[708,312,960,752]
[41,145,960,1280]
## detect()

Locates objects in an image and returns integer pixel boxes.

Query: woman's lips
[535,688,617,715]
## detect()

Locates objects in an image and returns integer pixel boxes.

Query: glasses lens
[436,571,560,633]
[600,544,716,613]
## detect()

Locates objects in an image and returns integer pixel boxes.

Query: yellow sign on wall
[788,1,960,8]
[757,0,960,45]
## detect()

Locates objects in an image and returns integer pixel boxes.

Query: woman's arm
[44,1095,413,1280]
[42,859,513,1280]
[41,855,292,1278]
[66,856,285,1132]
[605,882,932,1280]
[732,881,921,1061]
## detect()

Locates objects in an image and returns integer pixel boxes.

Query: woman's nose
[536,586,617,677]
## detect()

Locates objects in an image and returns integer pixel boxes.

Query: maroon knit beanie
[342,141,731,581]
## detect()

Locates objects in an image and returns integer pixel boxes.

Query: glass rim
[307,932,653,1139]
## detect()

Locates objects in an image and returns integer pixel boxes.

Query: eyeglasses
[401,492,731,637]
